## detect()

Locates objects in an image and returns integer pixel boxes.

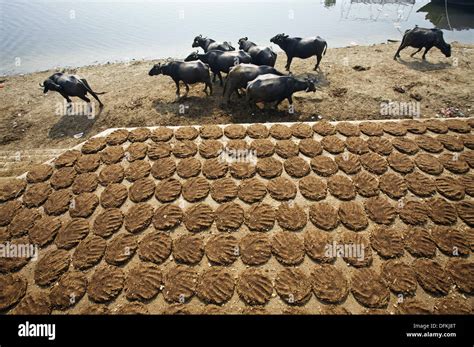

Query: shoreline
[0,39,403,78]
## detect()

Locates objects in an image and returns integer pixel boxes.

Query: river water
[1,0,473,76]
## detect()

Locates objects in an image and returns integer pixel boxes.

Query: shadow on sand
[397,57,451,71]
[48,107,104,139]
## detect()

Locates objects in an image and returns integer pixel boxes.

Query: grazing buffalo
[184,50,252,86]
[148,61,212,100]
[393,26,451,60]
[40,72,105,108]
[223,64,284,104]
[270,33,327,71]
[246,74,316,109]
[238,37,277,67]
[192,35,235,52]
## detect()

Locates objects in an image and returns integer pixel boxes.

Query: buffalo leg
[174,80,181,100]
[314,55,322,71]
[183,83,190,98]
[422,45,433,60]
[82,79,104,107]
[285,56,293,71]
[217,72,223,87]
[207,82,213,96]
[393,40,408,60]
[410,48,422,57]
[78,95,94,116]
[60,93,73,115]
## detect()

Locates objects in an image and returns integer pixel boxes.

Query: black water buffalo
[40,72,105,108]
[270,34,327,71]
[238,37,277,67]
[246,74,316,109]
[223,64,284,104]
[184,50,252,86]
[148,61,212,100]
[192,35,235,52]
[393,26,451,60]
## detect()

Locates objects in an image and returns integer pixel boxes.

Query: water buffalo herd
[41,27,452,111]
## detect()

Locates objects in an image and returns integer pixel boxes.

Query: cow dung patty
[272,231,305,265]
[129,177,155,202]
[151,158,175,179]
[163,265,197,303]
[100,183,128,208]
[125,160,151,182]
[72,235,107,270]
[173,234,204,265]
[353,171,379,197]
[215,202,244,232]
[370,227,404,258]
[93,208,124,238]
[99,164,124,186]
[238,178,267,203]
[152,204,183,231]
[299,175,327,200]
[338,201,368,231]
[284,157,310,178]
[256,157,283,178]
[12,292,52,315]
[72,172,98,194]
[205,234,239,265]
[381,260,417,296]
[155,178,181,203]
[26,164,53,183]
[310,156,338,176]
[100,145,124,164]
[106,129,129,145]
[50,167,76,189]
[405,227,437,258]
[309,202,339,231]
[274,268,312,305]
[267,177,297,201]
[124,203,154,233]
[182,177,210,202]
[351,268,390,308]
[237,268,273,305]
[104,233,138,265]
[276,203,307,231]
[244,203,275,232]
[49,271,87,310]
[412,258,452,296]
[34,249,70,287]
[151,127,173,142]
[184,203,214,232]
[87,265,125,303]
[270,124,292,139]
[138,232,172,264]
[147,142,172,160]
[224,124,247,139]
[310,264,349,304]
[196,268,235,305]
[210,177,237,202]
[125,263,163,302]
[239,233,271,266]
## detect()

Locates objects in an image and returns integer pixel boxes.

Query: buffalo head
[39,79,61,93]
[270,33,289,45]
[441,42,451,58]
[148,63,163,76]
[184,51,200,62]
[305,78,316,93]
[238,37,248,47]
[192,35,204,48]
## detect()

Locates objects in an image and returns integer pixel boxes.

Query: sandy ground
[0,41,473,177]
